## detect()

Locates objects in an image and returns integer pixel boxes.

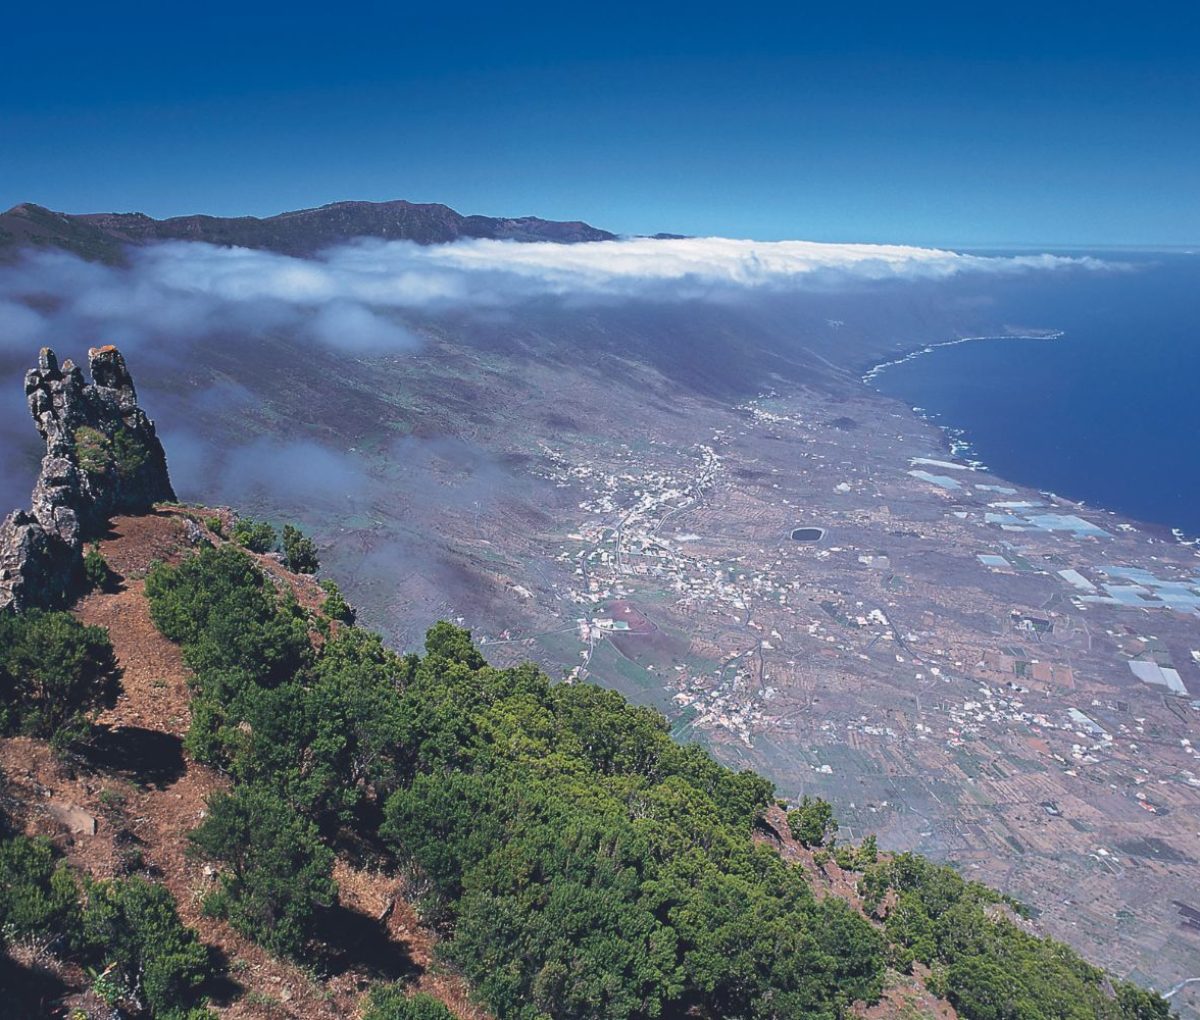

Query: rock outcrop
[0,346,174,611]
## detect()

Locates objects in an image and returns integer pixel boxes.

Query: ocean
[869,252,1200,538]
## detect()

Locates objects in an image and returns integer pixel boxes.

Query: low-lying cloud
[0,236,1113,363]
[408,236,1110,292]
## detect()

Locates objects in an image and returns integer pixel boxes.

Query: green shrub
[136,532,1171,1020]
[833,845,856,870]
[73,425,110,477]
[72,425,147,482]
[860,852,1170,1020]
[787,795,838,847]
[145,545,311,769]
[109,427,148,481]
[0,838,214,1016]
[281,524,319,574]
[319,578,354,623]
[83,543,112,592]
[145,545,310,685]
[363,986,457,1020]
[380,624,878,1020]
[856,834,878,867]
[0,610,118,748]
[188,784,336,959]
[296,627,407,820]
[0,835,80,948]
[80,876,213,1018]
[231,517,276,553]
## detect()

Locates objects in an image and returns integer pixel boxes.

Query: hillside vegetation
[1,517,1175,1020]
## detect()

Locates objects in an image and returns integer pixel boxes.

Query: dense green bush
[319,578,355,623]
[143,541,1171,1020]
[788,795,838,848]
[74,425,111,477]
[860,852,1169,1020]
[72,425,148,482]
[188,783,336,959]
[0,832,213,1018]
[298,627,408,818]
[145,544,311,766]
[0,609,118,747]
[363,986,457,1020]
[231,517,277,553]
[80,876,214,1018]
[83,542,113,592]
[206,639,407,825]
[378,631,877,1020]
[110,426,149,481]
[282,523,319,573]
[0,835,80,948]
[146,548,401,822]
[146,544,297,661]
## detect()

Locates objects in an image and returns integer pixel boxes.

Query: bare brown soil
[859,968,958,1020]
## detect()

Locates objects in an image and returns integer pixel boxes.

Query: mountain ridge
[0,199,617,263]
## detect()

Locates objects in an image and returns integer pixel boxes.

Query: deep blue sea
[871,253,1200,537]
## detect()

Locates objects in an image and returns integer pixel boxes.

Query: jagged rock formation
[0,346,174,611]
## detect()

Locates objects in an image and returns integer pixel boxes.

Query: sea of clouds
[0,235,1112,359]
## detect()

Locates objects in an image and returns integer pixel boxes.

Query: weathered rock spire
[0,345,174,612]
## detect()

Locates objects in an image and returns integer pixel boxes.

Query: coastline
[860,330,1065,384]
[861,331,1199,548]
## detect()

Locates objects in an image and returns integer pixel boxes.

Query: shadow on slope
[315,902,422,982]
[83,725,186,789]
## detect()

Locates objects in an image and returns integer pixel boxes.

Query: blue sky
[1,2,1197,246]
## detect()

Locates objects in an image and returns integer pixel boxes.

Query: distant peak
[6,202,54,217]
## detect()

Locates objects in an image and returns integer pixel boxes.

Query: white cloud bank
[0,235,1113,356]
[409,236,1107,290]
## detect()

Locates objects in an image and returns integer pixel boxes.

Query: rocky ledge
[0,346,174,611]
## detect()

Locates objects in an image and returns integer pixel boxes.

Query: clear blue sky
[2,1,1197,246]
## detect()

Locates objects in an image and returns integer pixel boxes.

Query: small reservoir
[790,527,824,543]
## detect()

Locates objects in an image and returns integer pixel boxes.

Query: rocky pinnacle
[0,346,174,612]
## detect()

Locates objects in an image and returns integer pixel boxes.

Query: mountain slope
[0,509,488,1019]
[0,345,1177,1020]
[0,199,616,263]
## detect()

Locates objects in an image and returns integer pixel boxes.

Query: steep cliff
[0,346,174,611]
